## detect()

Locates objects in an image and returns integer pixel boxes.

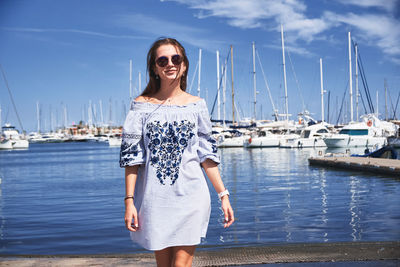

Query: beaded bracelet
[124,196,134,201]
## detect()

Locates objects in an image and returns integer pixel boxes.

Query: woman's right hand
[124,201,139,232]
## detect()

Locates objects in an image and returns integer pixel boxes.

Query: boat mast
[138,71,141,95]
[230,45,235,123]
[63,104,68,129]
[197,48,202,97]
[376,91,379,118]
[223,60,227,128]
[348,31,354,122]
[320,58,325,123]
[385,79,388,120]
[99,100,104,126]
[216,50,221,121]
[281,24,289,122]
[252,42,257,120]
[88,100,93,129]
[355,44,359,121]
[36,101,40,133]
[129,59,132,101]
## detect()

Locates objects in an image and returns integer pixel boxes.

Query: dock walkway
[308,156,400,176]
[1,241,399,266]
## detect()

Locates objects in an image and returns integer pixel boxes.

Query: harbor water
[0,143,399,255]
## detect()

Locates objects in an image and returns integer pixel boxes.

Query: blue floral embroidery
[146,120,195,185]
[207,135,218,153]
[120,137,140,167]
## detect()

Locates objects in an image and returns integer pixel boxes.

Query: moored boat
[1,124,29,149]
[323,115,397,149]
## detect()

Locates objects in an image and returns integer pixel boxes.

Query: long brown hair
[141,38,189,97]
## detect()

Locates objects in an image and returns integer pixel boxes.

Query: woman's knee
[172,246,196,267]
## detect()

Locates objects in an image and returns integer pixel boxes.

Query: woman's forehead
[156,44,180,56]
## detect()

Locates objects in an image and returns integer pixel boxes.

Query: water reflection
[218,147,400,246]
[0,144,399,254]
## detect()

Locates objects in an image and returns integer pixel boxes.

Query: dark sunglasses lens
[171,55,182,65]
[156,57,168,67]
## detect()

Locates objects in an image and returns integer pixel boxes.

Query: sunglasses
[155,54,183,67]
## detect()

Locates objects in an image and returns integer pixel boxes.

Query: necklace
[165,90,184,105]
[145,89,184,105]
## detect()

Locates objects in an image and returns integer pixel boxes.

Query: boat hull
[244,137,280,148]
[323,135,386,148]
[281,137,327,148]
[217,136,246,147]
[11,139,29,149]
[0,139,13,150]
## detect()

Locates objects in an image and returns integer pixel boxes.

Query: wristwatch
[218,189,229,200]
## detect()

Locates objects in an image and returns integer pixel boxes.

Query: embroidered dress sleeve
[119,104,146,167]
[197,100,220,164]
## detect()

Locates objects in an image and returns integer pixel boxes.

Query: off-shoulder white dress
[120,99,219,251]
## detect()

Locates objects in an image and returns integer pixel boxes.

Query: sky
[0,0,399,133]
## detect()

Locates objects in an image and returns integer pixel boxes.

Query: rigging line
[357,55,372,113]
[256,49,279,120]
[352,40,374,114]
[357,48,374,113]
[387,86,396,119]
[393,91,400,120]
[210,48,231,117]
[286,49,306,111]
[358,86,368,115]
[336,81,349,125]
[0,64,25,132]
[188,60,199,94]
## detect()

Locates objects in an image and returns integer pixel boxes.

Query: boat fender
[248,137,252,144]
[367,120,372,127]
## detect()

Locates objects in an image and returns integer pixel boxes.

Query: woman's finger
[132,212,139,229]
[125,216,137,232]
[223,206,234,228]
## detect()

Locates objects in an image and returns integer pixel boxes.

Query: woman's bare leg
[154,247,173,267]
[171,245,196,267]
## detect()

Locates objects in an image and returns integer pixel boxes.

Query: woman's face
[154,44,186,82]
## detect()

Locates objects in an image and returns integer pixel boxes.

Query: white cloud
[335,0,398,12]
[166,0,331,42]
[1,27,149,40]
[165,0,400,63]
[324,11,400,57]
[114,13,225,50]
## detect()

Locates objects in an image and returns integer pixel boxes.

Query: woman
[120,38,234,267]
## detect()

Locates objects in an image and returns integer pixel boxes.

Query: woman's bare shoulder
[183,93,202,103]
[134,95,147,102]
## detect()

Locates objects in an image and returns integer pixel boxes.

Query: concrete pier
[308,156,400,176]
[1,241,399,266]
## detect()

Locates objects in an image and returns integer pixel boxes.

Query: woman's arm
[124,165,139,231]
[201,159,235,228]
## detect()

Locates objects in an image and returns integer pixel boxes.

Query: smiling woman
[119,38,234,267]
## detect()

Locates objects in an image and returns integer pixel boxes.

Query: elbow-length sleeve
[119,107,146,167]
[197,101,220,164]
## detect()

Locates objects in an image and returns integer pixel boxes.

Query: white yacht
[244,129,300,148]
[108,135,122,147]
[1,124,29,149]
[0,138,13,149]
[216,130,249,147]
[280,123,330,148]
[323,115,397,148]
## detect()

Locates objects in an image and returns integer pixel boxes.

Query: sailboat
[1,123,29,149]
[0,65,29,149]
[244,25,300,148]
[323,32,398,148]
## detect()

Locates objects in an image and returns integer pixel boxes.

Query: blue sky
[0,0,399,132]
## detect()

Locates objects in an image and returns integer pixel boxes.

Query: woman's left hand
[221,196,234,228]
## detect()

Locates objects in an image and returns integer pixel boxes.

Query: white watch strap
[218,189,229,200]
